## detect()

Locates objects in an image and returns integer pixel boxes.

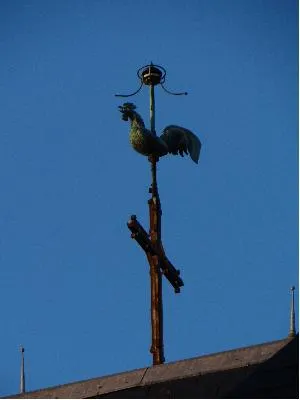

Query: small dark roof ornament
[19,346,25,394]
[288,286,296,338]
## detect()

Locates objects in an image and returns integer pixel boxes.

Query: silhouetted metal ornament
[20,346,25,394]
[288,286,296,338]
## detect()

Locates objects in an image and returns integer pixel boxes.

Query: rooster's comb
[119,102,137,111]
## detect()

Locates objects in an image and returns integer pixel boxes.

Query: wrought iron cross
[116,63,187,365]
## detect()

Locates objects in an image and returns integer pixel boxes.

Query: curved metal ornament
[115,62,188,98]
[115,81,144,98]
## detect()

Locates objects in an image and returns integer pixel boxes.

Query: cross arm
[127,215,184,293]
[158,250,184,293]
[127,215,157,255]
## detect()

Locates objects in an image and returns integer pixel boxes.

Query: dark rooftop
[7,335,298,399]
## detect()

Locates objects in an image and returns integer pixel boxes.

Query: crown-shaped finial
[115,63,187,97]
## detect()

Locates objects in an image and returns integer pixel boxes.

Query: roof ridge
[163,337,291,365]
[6,337,293,398]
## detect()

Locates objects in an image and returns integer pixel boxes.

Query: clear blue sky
[0,0,298,396]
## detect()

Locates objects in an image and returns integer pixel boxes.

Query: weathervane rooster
[119,102,201,164]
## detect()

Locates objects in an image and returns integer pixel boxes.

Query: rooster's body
[119,103,201,164]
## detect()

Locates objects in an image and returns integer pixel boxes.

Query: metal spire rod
[288,286,296,338]
[148,77,164,365]
[20,346,25,393]
[122,63,186,366]
[150,84,155,134]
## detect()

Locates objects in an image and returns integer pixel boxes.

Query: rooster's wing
[160,125,201,164]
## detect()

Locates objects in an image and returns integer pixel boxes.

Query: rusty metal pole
[148,82,165,365]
